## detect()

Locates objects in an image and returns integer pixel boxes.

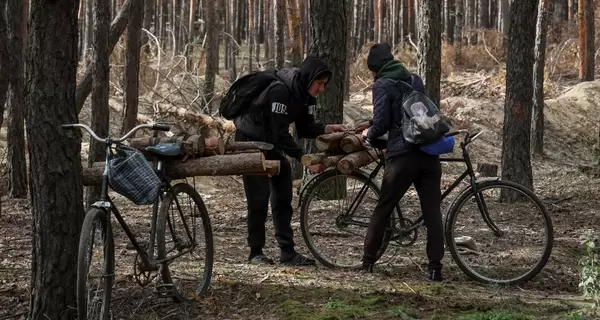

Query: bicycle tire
[156,182,214,302]
[299,169,399,269]
[77,207,114,320]
[444,179,554,285]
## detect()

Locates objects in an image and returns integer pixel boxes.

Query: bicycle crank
[133,253,157,287]
[391,218,418,247]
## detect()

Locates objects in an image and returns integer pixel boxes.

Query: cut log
[340,134,365,153]
[300,153,346,168]
[127,135,225,157]
[322,154,346,168]
[301,153,327,166]
[82,153,278,186]
[337,150,379,174]
[315,132,346,153]
[225,141,274,153]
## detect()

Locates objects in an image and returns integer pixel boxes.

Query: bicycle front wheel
[299,169,398,269]
[77,207,114,320]
[156,182,214,302]
[445,179,554,285]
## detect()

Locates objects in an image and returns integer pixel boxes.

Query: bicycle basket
[107,145,161,205]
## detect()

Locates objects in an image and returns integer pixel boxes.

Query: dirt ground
[1,79,600,319]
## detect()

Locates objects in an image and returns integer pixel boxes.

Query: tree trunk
[455,0,463,45]
[417,0,442,108]
[286,0,304,66]
[0,1,8,128]
[247,0,254,71]
[6,0,27,199]
[226,0,237,80]
[26,0,84,318]
[532,0,549,157]
[274,0,286,68]
[478,0,490,29]
[501,0,538,202]
[446,0,455,44]
[142,0,154,47]
[121,0,144,135]
[87,0,111,206]
[578,0,595,82]
[307,0,349,197]
[76,0,140,114]
[500,0,510,47]
[203,0,218,113]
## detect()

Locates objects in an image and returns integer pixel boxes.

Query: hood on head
[299,56,332,92]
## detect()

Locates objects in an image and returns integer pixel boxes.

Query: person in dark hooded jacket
[234,56,347,266]
[356,43,445,281]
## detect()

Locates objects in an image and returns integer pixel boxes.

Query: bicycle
[298,129,554,285]
[63,123,214,320]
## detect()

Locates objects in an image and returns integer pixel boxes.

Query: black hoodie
[234,56,330,161]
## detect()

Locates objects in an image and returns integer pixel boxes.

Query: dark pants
[236,131,295,252]
[363,152,444,271]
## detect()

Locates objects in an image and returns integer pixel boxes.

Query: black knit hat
[367,43,394,73]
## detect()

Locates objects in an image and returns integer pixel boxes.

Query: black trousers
[363,152,445,271]
[236,131,296,252]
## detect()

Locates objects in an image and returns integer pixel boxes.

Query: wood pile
[81,128,279,186]
[301,132,382,175]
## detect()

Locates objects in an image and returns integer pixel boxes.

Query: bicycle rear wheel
[445,179,554,285]
[77,207,114,320]
[299,169,399,269]
[156,182,214,302]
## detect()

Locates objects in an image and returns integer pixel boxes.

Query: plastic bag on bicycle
[108,145,161,205]
[419,135,455,156]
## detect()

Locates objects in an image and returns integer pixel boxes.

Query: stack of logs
[82,133,280,186]
[301,132,381,174]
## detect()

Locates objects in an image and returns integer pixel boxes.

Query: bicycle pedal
[126,240,149,251]
[154,284,178,298]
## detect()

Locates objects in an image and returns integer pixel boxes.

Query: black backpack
[219,70,280,120]
[393,80,451,144]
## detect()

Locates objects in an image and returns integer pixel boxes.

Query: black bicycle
[63,123,214,320]
[299,129,554,285]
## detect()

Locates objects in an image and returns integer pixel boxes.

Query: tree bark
[0,1,8,128]
[501,0,538,202]
[340,133,365,153]
[315,132,347,153]
[446,0,455,44]
[532,0,549,157]
[76,0,140,114]
[26,0,84,318]
[87,0,112,205]
[82,153,280,185]
[274,0,286,69]
[417,0,442,108]
[6,0,27,199]
[286,0,304,66]
[121,0,144,135]
[203,0,219,113]
[578,0,595,82]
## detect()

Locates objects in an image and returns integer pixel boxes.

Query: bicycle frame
[63,123,172,271]
[339,129,502,236]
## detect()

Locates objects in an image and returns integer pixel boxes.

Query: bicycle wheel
[445,179,554,285]
[299,169,399,269]
[156,182,214,302]
[77,208,114,320]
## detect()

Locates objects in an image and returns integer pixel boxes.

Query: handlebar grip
[152,124,171,131]
[62,124,76,130]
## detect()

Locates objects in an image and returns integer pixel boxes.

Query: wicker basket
[108,145,161,205]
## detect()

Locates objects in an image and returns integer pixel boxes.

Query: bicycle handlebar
[62,123,171,143]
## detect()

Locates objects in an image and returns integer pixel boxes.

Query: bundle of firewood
[301,132,382,175]
[81,128,280,186]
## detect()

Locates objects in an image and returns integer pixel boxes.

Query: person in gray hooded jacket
[234,56,347,266]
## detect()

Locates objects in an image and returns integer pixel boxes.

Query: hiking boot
[428,269,444,282]
[249,254,275,265]
[280,252,316,266]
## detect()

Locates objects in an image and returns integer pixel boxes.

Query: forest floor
[2,67,600,318]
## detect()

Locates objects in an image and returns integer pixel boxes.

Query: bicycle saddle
[145,143,181,157]
[366,133,388,150]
